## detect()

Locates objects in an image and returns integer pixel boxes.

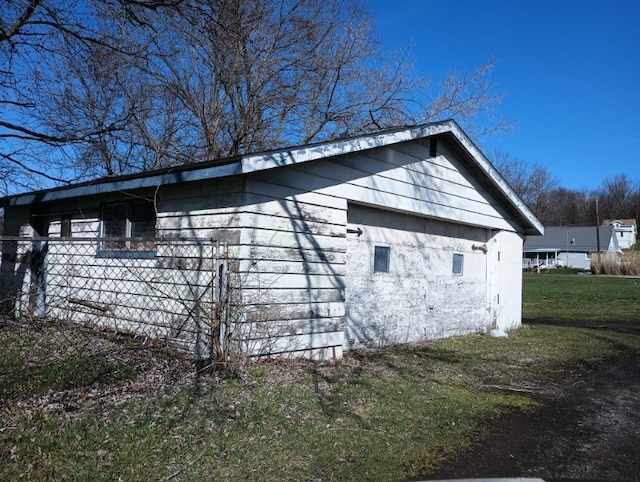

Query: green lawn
[2,273,640,481]
[523,272,640,321]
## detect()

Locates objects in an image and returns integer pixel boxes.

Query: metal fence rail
[0,236,228,359]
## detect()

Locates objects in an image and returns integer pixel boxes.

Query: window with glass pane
[374,246,390,272]
[101,201,156,251]
[102,203,128,249]
[452,253,464,275]
[60,215,72,238]
[130,202,156,249]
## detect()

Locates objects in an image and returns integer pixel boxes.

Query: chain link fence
[0,236,231,361]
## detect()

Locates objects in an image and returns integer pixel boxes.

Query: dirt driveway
[427,320,640,482]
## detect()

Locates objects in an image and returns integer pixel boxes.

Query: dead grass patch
[591,250,640,275]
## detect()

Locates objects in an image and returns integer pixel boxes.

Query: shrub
[591,250,640,275]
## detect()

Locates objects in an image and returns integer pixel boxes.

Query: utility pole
[595,197,601,252]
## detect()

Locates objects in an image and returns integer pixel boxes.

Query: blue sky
[367,0,640,191]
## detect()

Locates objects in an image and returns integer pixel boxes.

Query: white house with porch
[523,225,620,270]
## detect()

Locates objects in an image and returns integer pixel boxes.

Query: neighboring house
[603,219,637,249]
[0,120,543,359]
[523,225,620,270]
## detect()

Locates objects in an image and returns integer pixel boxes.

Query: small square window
[452,253,464,275]
[374,246,390,273]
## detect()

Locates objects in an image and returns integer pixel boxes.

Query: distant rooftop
[603,218,636,226]
[524,226,614,252]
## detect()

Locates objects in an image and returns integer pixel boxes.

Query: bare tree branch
[1,152,71,184]
[0,0,42,44]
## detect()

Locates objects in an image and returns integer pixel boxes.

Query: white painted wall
[0,180,246,356]
[557,251,593,270]
[611,222,637,249]
[266,140,524,233]
[489,230,525,331]
[344,204,491,349]
[238,177,347,359]
[0,134,531,359]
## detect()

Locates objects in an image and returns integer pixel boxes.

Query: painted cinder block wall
[344,204,490,349]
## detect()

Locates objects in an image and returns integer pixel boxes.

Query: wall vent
[429,137,438,157]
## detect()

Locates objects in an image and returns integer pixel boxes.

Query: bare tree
[146,0,425,161]
[36,25,178,176]
[494,151,640,226]
[2,0,508,188]
[596,173,640,220]
[544,188,593,226]
[1,0,182,186]
[1,0,71,185]
[493,151,559,224]
[423,59,508,139]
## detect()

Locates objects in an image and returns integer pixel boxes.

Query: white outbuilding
[0,120,543,359]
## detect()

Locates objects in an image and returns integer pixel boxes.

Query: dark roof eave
[0,159,243,207]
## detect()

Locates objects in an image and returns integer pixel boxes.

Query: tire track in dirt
[426,320,640,481]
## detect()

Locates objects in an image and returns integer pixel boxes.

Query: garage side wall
[345,204,490,350]
[268,138,524,233]
[238,175,347,359]
[0,178,246,355]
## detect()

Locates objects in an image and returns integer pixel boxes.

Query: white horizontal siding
[245,181,347,212]
[240,272,345,291]
[237,177,347,358]
[244,211,344,237]
[340,144,496,204]
[253,141,520,232]
[240,328,344,359]
[241,258,346,276]
[244,228,345,252]
[158,212,242,230]
[237,245,345,265]
[157,178,245,244]
[238,286,343,306]
[244,301,345,323]
[157,177,245,206]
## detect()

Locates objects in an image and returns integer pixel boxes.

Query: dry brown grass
[591,250,640,275]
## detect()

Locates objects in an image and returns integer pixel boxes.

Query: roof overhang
[0,120,544,235]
